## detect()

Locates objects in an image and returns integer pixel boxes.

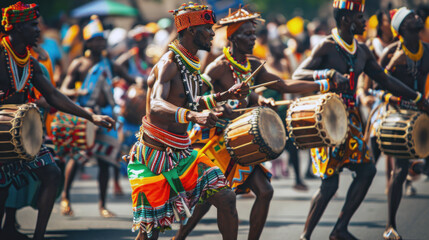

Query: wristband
[175,108,190,123]
[313,69,330,80]
[315,79,330,93]
[384,93,392,103]
[202,94,217,109]
[413,92,422,103]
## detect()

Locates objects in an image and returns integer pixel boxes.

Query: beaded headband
[170,2,216,33]
[333,0,365,12]
[1,1,39,32]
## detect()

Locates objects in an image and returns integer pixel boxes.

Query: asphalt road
[16,155,429,240]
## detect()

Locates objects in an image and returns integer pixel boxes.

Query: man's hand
[76,88,88,97]
[329,71,350,92]
[258,97,276,107]
[92,114,116,129]
[213,104,239,120]
[188,111,223,128]
[227,82,250,99]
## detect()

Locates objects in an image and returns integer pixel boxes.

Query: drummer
[373,8,429,239]
[125,2,252,239]
[0,2,115,240]
[292,1,429,239]
[174,6,348,240]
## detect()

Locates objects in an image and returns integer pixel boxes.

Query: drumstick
[249,80,281,90]
[274,100,293,106]
[244,61,266,84]
[196,135,220,158]
[232,107,258,112]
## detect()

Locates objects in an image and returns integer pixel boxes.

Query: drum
[377,109,429,159]
[286,93,348,149]
[121,85,146,125]
[51,112,96,152]
[0,104,43,162]
[224,107,286,166]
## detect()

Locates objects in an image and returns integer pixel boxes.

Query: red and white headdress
[333,0,365,12]
[1,1,39,32]
[170,2,216,33]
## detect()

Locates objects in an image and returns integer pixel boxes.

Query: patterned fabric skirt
[127,141,228,237]
[0,145,56,189]
[190,124,271,194]
[310,107,372,179]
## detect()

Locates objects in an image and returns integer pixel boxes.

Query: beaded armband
[313,69,330,80]
[201,94,217,109]
[175,107,190,123]
[315,80,330,93]
[413,92,422,104]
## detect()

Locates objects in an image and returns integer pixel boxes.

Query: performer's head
[1,2,40,47]
[375,10,393,40]
[390,7,424,37]
[332,0,366,35]
[219,7,265,54]
[129,25,151,51]
[170,2,216,51]
[83,15,106,55]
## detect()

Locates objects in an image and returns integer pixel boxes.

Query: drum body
[0,104,43,162]
[377,109,429,159]
[121,85,146,125]
[286,93,348,149]
[51,112,96,152]
[224,107,286,166]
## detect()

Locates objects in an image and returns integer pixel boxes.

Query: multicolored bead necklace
[400,37,424,91]
[332,28,357,55]
[223,47,253,85]
[332,28,357,92]
[168,40,200,74]
[169,41,202,111]
[1,37,34,102]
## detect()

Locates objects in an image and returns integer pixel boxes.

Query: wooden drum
[286,93,348,149]
[51,112,96,152]
[377,109,429,159]
[0,104,43,162]
[224,107,286,166]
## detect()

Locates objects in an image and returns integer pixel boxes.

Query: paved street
[17,157,429,240]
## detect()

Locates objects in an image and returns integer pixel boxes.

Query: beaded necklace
[332,28,357,55]
[168,41,200,74]
[400,37,424,91]
[168,42,202,111]
[223,47,251,73]
[1,36,30,67]
[332,29,357,92]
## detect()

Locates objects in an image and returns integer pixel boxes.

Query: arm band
[313,69,330,80]
[202,94,217,109]
[175,108,190,124]
[315,79,330,93]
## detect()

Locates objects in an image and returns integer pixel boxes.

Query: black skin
[377,12,429,239]
[0,19,114,240]
[175,21,336,240]
[291,10,428,240]
[136,23,252,240]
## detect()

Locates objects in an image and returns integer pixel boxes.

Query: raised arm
[33,60,114,129]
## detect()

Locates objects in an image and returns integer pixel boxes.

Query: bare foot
[383,227,402,240]
[100,208,116,218]
[329,230,358,240]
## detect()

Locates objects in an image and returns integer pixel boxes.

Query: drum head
[21,107,43,157]
[413,113,429,158]
[258,108,286,155]
[321,96,348,145]
[85,121,97,148]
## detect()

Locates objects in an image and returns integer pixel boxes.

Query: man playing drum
[292,1,429,239]
[174,7,348,240]
[125,2,251,239]
[59,15,141,218]
[373,8,429,239]
[0,2,115,240]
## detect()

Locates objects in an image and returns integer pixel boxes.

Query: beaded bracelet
[175,107,190,123]
[202,94,217,109]
[313,69,330,80]
[315,79,330,93]
[412,92,422,103]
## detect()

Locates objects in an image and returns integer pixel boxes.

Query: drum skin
[0,104,43,162]
[224,107,286,166]
[286,93,348,149]
[377,109,429,159]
